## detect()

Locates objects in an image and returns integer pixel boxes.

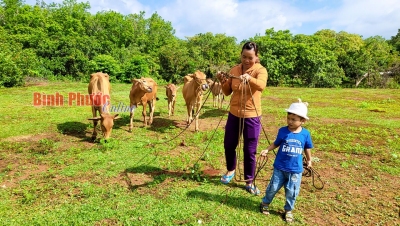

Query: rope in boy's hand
[302,157,325,190]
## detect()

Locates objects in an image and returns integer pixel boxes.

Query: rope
[222,73,271,186]
[234,79,249,183]
[302,157,325,190]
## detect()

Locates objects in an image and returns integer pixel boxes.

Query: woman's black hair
[241,41,258,56]
[241,41,260,63]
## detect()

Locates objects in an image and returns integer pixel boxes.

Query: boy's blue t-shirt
[273,126,314,173]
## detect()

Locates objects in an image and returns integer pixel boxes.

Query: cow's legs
[129,105,135,132]
[186,102,192,127]
[148,100,155,125]
[168,100,172,117]
[195,100,201,131]
[213,95,216,107]
[91,107,98,139]
[172,99,176,116]
[142,103,148,126]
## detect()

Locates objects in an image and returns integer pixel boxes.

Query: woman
[217,41,268,195]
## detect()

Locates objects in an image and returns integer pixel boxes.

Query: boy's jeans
[261,168,302,211]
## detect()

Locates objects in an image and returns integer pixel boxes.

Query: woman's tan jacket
[221,63,268,118]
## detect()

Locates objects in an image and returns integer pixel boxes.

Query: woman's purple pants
[224,113,261,184]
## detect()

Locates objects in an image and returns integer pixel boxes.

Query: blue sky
[24,0,400,42]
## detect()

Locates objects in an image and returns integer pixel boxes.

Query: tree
[293,34,344,87]
[186,32,239,77]
[89,54,120,82]
[389,29,400,52]
[253,28,297,86]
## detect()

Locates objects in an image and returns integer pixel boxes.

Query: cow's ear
[165,85,169,89]
[113,114,121,120]
[132,78,139,83]
[88,117,101,121]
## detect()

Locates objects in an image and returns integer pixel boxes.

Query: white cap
[285,99,309,120]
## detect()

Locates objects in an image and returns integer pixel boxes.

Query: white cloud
[23,0,400,40]
[329,0,400,38]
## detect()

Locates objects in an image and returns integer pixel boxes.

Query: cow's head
[132,78,153,93]
[192,70,209,91]
[90,72,109,81]
[88,113,120,139]
[165,84,179,99]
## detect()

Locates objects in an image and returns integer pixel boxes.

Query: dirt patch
[3,133,56,143]
[1,164,49,189]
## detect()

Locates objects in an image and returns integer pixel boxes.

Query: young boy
[259,99,313,223]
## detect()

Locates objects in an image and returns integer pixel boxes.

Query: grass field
[0,80,399,225]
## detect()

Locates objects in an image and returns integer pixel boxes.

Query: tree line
[1,0,400,88]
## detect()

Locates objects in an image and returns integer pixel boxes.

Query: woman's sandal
[245,184,260,195]
[220,172,235,184]
[259,203,269,215]
[285,211,294,223]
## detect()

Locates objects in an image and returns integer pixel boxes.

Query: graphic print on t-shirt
[281,138,303,157]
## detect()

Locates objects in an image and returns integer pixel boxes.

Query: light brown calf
[129,77,158,131]
[207,76,224,109]
[165,83,179,116]
[88,72,120,140]
[182,70,209,131]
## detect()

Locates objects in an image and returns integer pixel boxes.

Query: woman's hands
[217,72,229,84]
[240,73,252,82]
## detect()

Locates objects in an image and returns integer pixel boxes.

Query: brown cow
[182,70,209,131]
[165,83,179,116]
[88,72,120,140]
[207,75,224,109]
[129,77,158,131]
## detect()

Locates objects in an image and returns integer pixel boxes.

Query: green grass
[0,82,399,225]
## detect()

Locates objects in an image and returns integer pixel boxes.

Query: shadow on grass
[116,112,181,133]
[123,165,186,190]
[199,108,227,119]
[186,189,282,216]
[147,117,180,133]
[113,114,132,129]
[123,162,222,191]
[57,121,90,140]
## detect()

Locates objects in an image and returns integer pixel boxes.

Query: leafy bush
[89,54,121,82]
[120,55,150,83]
[0,52,23,87]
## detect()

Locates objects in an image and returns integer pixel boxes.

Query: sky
[24,0,400,42]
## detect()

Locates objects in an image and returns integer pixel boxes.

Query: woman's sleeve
[249,67,268,91]
[221,68,234,95]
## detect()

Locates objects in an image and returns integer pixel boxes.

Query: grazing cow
[182,70,209,131]
[129,77,158,131]
[88,72,120,140]
[165,83,179,116]
[207,75,224,109]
